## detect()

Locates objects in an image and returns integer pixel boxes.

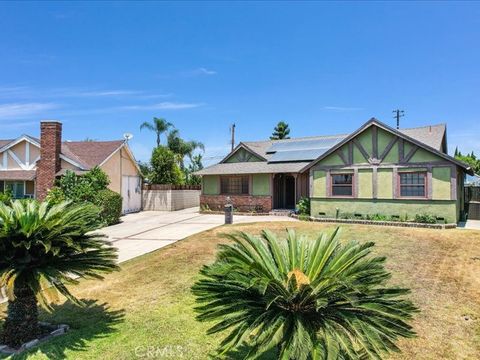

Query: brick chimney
[36,121,62,201]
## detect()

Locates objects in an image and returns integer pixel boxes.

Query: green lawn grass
[1,222,480,359]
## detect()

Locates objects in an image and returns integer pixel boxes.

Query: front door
[273,174,296,209]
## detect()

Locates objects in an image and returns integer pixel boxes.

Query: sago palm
[0,200,118,348]
[140,117,174,147]
[192,228,418,359]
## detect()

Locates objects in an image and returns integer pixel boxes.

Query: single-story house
[196,118,474,223]
[0,121,142,213]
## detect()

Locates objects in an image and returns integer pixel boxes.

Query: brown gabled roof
[61,140,124,169]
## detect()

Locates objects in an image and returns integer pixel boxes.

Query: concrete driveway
[100,207,296,263]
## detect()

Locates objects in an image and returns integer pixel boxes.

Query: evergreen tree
[270,121,291,140]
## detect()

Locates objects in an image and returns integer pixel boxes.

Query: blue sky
[1,1,479,165]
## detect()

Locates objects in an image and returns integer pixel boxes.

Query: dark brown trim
[403,145,419,163]
[372,167,378,199]
[372,126,378,159]
[450,165,457,201]
[398,138,404,162]
[379,136,398,162]
[352,138,370,162]
[336,149,349,165]
[348,142,354,164]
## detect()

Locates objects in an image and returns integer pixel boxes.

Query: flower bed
[291,214,457,229]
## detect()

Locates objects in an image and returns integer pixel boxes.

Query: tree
[185,154,204,185]
[192,228,418,359]
[140,117,174,147]
[270,121,291,140]
[167,129,205,169]
[455,150,480,174]
[0,200,118,347]
[150,146,183,184]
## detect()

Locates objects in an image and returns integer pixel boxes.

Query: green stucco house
[196,119,473,223]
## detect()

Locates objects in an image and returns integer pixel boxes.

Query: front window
[221,176,249,195]
[5,181,25,199]
[331,173,353,196]
[399,172,426,197]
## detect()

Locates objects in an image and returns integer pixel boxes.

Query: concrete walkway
[457,220,480,230]
[100,207,296,263]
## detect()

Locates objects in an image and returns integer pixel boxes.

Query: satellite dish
[123,133,133,142]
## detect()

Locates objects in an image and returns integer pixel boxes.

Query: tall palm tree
[0,200,118,348]
[192,228,418,359]
[270,121,291,140]
[140,117,173,147]
[167,129,205,169]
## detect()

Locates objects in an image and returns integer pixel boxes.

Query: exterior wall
[201,194,272,212]
[311,199,458,223]
[310,124,464,222]
[200,173,272,212]
[252,174,270,195]
[101,147,139,194]
[143,189,200,211]
[202,175,220,195]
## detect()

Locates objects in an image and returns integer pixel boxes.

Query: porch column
[293,173,298,207]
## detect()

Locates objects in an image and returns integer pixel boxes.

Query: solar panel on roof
[268,149,330,163]
[265,136,346,162]
[266,136,346,153]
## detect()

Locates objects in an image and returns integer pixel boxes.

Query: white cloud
[119,102,204,110]
[197,67,217,76]
[0,102,59,120]
[324,106,363,112]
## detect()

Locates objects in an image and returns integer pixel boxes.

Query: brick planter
[200,195,272,213]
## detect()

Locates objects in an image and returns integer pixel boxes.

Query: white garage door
[122,175,142,214]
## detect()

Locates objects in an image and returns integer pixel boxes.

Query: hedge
[93,189,123,226]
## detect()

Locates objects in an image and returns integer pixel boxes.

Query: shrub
[366,213,390,221]
[414,213,437,224]
[296,197,310,215]
[93,189,123,226]
[0,190,12,204]
[45,186,67,205]
[192,228,418,358]
[297,214,311,221]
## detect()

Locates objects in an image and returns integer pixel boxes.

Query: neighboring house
[0,121,142,213]
[196,118,473,223]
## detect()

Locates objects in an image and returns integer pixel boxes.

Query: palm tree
[270,121,291,140]
[0,200,118,348]
[167,129,205,169]
[140,117,174,147]
[192,228,418,359]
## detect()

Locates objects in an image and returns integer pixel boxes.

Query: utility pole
[230,123,236,152]
[392,109,405,129]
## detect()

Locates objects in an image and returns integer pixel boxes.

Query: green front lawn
[2,222,480,359]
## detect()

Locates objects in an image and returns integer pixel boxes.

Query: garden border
[291,214,457,229]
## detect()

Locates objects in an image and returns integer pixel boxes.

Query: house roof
[302,118,472,174]
[398,124,446,151]
[195,161,310,175]
[61,140,125,169]
[0,170,36,181]
[196,119,471,176]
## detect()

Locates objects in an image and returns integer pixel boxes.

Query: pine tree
[270,121,291,140]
